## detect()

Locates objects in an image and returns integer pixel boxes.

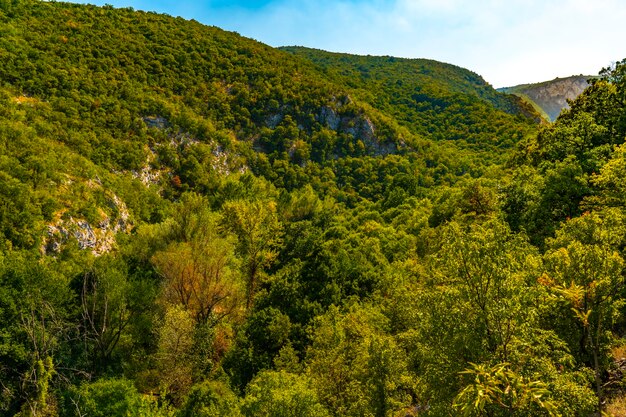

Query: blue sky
[72,0,626,87]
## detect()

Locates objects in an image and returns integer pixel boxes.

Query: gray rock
[143,115,169,129]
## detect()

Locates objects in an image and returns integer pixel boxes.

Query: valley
[1,1,625,416]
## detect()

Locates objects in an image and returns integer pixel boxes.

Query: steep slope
[4,3,621,416]
[0,0,404,250]
[281,46,540,153]
[0,1,538,251]
[498,75,593,122]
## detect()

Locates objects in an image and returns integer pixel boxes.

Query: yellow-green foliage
[3,2,626,417]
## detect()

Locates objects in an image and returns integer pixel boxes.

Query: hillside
[0,0,540,253]
[6,1,626,417]
[498,75,592,122]
[282,46,540,151]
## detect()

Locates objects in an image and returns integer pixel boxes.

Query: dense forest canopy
[2,1,626,416]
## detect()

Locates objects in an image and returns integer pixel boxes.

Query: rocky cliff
[499,75,593,122]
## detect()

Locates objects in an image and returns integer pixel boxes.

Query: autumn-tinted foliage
[2,1,626,416]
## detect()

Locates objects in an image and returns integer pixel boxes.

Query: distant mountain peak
[498,75,594,122]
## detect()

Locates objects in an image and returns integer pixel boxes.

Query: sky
[72,0,626,87]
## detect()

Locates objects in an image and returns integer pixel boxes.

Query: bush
[178,380,242,417]
[241,370,329,417]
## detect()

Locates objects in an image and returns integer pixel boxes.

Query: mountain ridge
[498,75,594,122]
[4,2,626,416]
[0,0,542,253]
[281,46,541,144]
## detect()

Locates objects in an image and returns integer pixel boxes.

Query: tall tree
[221,200,282,309]
[543,210,626,407]
[152,237,242,326]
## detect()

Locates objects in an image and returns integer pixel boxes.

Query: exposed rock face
[345,115,397,156]
[132,145,162,187]
[315,97,397,156]
[262,94,398,157]
[143,114,245,176]
[143,115,169,129]
[499,75,592,122]
[133,163,161,186]
[42,193,132,256]
[265,113,283,129]
[318,106,341,130]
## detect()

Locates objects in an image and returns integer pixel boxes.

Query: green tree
[542,210,625,407]
[453,362,559,416]
[590,143,626,208]
[70,378,140,417]
[179,379,242,417]
[155,304,195,402]
[69,377,174,417]
[0,252,73,416]
[221,199,282,309]
[77,256,136,374]
[434,219,540,360]
[305,304,415,416]
[241,370,329,417]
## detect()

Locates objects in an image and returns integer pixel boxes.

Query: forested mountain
[0,0,539,252]
[2,1,626,416]
[499,75,592,122]
[282,46,540,152]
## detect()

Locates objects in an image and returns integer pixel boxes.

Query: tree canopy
[2,1,626,416]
